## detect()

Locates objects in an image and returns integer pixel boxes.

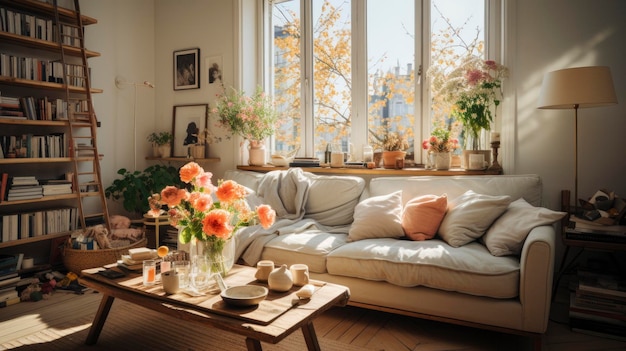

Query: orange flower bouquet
[148,162,275,277]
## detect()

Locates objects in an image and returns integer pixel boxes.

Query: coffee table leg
[86,294,115,345]
[245,337,263,351]
[301,321,321,351]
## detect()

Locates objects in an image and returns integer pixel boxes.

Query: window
[268,0,495,163]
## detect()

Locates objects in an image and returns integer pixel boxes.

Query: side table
[552,191,626,301]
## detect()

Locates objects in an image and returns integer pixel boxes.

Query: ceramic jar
[268,264,293,292]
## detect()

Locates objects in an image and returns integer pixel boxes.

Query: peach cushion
[402,194,447,241]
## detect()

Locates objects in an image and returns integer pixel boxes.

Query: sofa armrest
[519,225,556,333]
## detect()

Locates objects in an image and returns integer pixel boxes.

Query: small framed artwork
[172,104,208,157]
[206,55,223,85]
[173,48,200,90]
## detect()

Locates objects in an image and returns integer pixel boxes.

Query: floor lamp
[537,66,617,213]
[115,76,155,170]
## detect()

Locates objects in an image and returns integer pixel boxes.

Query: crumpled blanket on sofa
[234,168,341,266]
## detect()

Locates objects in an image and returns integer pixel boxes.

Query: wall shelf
[146,157,221,163]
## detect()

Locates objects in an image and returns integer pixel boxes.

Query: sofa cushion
[326,238,520,298]
[303,173,365,226]
[482,198,566,256]
[401,194,447,241]
[259,232,349,273]
[438,190,511,247]
[348,191,404,242]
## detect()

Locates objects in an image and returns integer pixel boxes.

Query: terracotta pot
[381,151,406,169]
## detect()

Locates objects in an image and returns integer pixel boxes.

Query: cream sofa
[226,169,562,348]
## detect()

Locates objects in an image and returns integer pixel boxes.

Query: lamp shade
[537,66,617,109]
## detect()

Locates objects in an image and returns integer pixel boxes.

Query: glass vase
[188,236,235,283]
[434,152,451,170]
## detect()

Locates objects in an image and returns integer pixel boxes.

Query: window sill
[236,165,502,176]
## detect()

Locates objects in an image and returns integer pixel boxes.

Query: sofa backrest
[368,175,543,206]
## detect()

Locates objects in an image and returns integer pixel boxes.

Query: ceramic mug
[161,270,180,294]
[290,263,309,287]
[255,260,274,282]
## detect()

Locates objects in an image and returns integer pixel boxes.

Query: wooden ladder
[52,0,111,232]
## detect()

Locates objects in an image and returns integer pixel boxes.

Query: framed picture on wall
[172,104,208,157]
[173,48,200,90]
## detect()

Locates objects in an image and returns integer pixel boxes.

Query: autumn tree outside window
[268,0,496,164]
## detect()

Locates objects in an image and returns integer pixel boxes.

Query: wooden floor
[1,275,626,351]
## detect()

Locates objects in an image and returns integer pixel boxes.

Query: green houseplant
[105,164,184,215]
[147,131,173,157]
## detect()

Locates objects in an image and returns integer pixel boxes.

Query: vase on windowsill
[433,152,451,170]
[248,140,266,166]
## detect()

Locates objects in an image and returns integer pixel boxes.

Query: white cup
[330,152,344,168]
[290,264,309,287]
[161,270,180,294]
[255,260,274,282]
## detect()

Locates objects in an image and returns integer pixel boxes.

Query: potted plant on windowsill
[380,132,409,169]
[147,131,173,158]
[189,128,222,159]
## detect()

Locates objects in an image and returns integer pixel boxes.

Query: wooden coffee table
[79,264,350,350]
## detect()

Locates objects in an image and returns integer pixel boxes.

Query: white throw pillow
[438,190,511,247]
[348,191,404,242]
[482,198,566,256]
[304,173,365,226]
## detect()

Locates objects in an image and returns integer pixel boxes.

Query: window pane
[367,0,415,158]
[313,0,352,157]
[273,0,301,153]
[429,0,485,147]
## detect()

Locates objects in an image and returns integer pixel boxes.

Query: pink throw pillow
[401,194,447,241]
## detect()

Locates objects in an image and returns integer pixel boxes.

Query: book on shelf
[0,173,7,202]
[0,276,20,288]
[0,296,20,308]
[578,272,626,299]
[570,293,626,321]
[0,289,18,302]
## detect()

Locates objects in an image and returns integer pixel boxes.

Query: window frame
[264,0,504,164]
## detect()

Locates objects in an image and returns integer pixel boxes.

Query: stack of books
[0,96,25,119]
[569,269,626,341]
[41,179,72,196]
[289,157,320,167]
[0,254,23,308]
[7,176,42,201]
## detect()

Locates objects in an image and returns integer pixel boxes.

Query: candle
[491,132,500,142]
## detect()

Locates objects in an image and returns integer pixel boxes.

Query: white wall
[83,0,626,235]
[82,0,156,215]
[512,0,626,212]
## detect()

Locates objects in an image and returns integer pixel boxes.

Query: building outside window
[268,0,496,164]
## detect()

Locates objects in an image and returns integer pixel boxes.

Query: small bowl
[220,285,268,307]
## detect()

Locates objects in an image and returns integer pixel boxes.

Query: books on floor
[569,268,626,340]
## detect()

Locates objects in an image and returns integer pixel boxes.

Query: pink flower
[160,186,188,207]
[465,69,484,86]
[194,172,213,191]
[202,209,233,239]
[216,180,247,203]
[179,162,203,183]
[257,204,276,229]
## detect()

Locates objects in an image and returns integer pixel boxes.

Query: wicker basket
[62,237,148,274]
